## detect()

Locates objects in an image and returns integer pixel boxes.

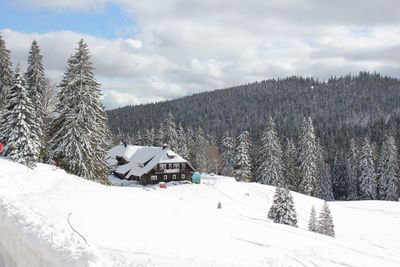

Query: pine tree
[188,127,208,172]
[308,206,317,232]
[25,40,46,160]
[316,140,334,200]
[256,117,284,186]
[235,130,253,182]
[154,122,164,146]
[163,112,178,150]
[134,130,143,145]
[332,151,348,200]
[298,117,317,196]
[49,39,109,184]
[317,202,335,237]
[358,138,377,200]
[267,187,298,227]
[377,135,399,201]
[176,123,189,159]
[142,128,155,146]
[284,139,300,192]
[346,139,359,200]
[220,134,236,176]
[186,128,195,163]
[0,34,13,113]
[0,67,37,164]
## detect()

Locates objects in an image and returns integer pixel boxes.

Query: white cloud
[4,1,400,109]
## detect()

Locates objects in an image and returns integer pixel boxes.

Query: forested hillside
[107,72,400,151]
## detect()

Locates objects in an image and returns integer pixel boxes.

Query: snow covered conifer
[256,117,284,186]
[346,139,359,200]
[332,152,348,200]
[134,130,143,145]
[284,139,300,192]
[0,67,37,164]
[220,133,236,176]
[154,122,164,146]
[162,112,178,150]
[298,117,317,196]
[358,137,377,200]
[176,123,189,159]
[235,130,253,182]
[308,206,317,232]
[317,202,335,237]
[25,40,46,160]
[377,135,399,201]
[143,128,155,146]
[0,33,13,112]
[267,187,298,227]
[188,127,208,172]
[186,128,195,162]
[49,39,109,184]
[316,140,334,201]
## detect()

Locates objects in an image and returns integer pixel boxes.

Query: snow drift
[0,159,399,266]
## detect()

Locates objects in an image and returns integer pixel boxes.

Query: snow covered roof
[107,145,190,178]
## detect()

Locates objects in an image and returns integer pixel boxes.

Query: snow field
[0,159,399,266]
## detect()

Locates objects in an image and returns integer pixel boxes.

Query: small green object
[192,172,201,184]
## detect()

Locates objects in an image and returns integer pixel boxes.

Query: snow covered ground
[0,158,399,267]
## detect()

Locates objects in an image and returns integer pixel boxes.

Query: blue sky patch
[0,1,137,39]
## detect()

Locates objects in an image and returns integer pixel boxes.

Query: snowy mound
[0,159,399,266]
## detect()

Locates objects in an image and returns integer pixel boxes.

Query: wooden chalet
[107,144,195,185]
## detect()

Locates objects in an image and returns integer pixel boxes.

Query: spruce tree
[235,130,253,182]
[284,139,300,192]
[134,130,143,145]
[377,135,399,201]
[316,140,334,200]
[0,67,37,164]
[176,123,189,159]
[0,33,13,113]
[256,117,284,186]
[25,40,46,160]
[346,139,359,200]
[162,112,178,150]
[358,138,377,200]
[154,122,164,146]
[317,202,335,237]
[332,151,348,200]
[188,127,208,172]
[49,39,109,184]
[220,134,236,176]
[308,206,318,232]
[267,187,298,227]
[143,128,155,146]
[298,117,317,196]
[186,128,195,163]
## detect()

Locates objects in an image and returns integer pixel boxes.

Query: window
[173,163,180,169]
[172,174,176,180]
[159,164,166,170]
[163,175,168,180]
[151,175,158,181]
[181,163,186,169]
[168,164,173,169]
[181,174,186,179]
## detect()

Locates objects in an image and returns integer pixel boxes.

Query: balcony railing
[161,169,180,173]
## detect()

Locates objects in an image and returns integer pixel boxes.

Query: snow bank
[0,159,107,266]
[0,159,400,266]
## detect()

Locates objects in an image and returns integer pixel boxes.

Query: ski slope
[0,159,399,267]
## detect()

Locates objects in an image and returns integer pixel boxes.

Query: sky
[1,0,400,109]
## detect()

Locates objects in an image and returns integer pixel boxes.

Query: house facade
[107,144,195,185]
